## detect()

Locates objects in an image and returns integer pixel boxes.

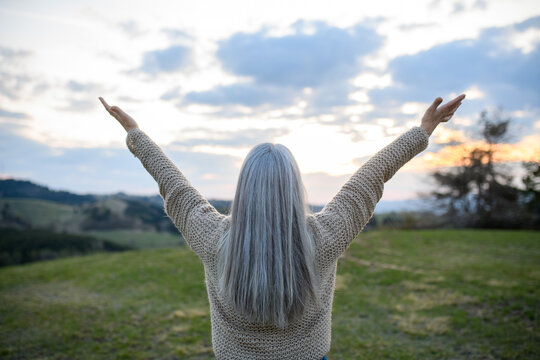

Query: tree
[520,161,540,227]
[430,109,537,228]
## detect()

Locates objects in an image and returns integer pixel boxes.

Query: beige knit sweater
[126,126,430,359]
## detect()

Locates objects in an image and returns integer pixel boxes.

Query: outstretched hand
[99,97,139,132]
[420,94,466,136]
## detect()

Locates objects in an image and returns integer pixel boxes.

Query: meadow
[0,229,538,359]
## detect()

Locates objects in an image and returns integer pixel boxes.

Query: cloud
[0,107,29,119]
[473,0,488,10]
[0,72,32,100]
[117,95,143,103]
[182,20,383,109]
[136,45,192,75]
[369,16,540,112]
[451,1,466,14]
[162,28,193,41]
[160,87,181,101]
[66,80,103,92]
[172,127,290,148]
[56,98,97,112]
[515,15,540,31]
[0,124,239,199]
[397,23,437,31]
[0,47,32,59]
[117,20,146,38]
[217,21,381,88]
[183,83,297,107]
[0,46,34,100]
[55,80,106,112]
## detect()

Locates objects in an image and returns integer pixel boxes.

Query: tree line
[0,227,132,267]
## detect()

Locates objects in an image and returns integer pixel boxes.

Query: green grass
[0,230,538,359]
[87,229,184,249]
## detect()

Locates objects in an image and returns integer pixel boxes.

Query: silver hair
[217,142,319,328]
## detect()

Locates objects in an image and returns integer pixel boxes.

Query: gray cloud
[117,95,143,103]
[369,16,540,114]
[0,46,32,59]
[0,123,239,199]
[452,1,466,14]
[182,20,383,109]
[172,127,290,148]
[135,45,192,76]
[515,15,540,31]
[398,23,437,31]
[160,87,181,101]
[118,20,146,38]
[58,80,106,112]
[0,68,32,100]
[57,98,98,112]
[473,0,488,10]
[162,28,193,41]
[217,20,381,88]
[0,108,29,119]
[0,72,31,100]
[66,80,103,93]
[183,83,297,107]
[0,46,49,101]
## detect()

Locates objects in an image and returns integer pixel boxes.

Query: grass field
[87,229,184,249]
[0,229,538,359]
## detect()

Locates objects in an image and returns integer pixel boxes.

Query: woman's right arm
[99,97,225,262]
[312,94,465,262]
[125,128,226,262]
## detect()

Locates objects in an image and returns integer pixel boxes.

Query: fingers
[440,101,462,122]
[99,97,125,116]
[430,97,443,110]
[446,94,466,109]
[110,106,127,121]
[99,97,111,112]
[440,95,464,114]
[99,97,125,119]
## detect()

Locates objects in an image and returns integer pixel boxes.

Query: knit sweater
[125,126,430,359]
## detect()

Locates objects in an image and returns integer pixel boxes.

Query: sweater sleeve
[312,126,429,262]
[125,127,225,261]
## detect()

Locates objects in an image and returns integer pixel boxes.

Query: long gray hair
[217,142,319,328]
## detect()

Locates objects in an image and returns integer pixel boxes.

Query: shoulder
[203,215,232,261]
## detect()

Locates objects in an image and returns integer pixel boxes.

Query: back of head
[217,143,319,328]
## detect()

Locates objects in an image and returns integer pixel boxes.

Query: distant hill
[0,179,96,205]
[0,178,430,236]
[0,179,234,237]
[0,178,232,213]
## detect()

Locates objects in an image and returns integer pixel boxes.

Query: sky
[0,0,539,206]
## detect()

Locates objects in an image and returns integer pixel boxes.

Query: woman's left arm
[311,126,430,261]
[100,98,225,262]
[311,94,465,262]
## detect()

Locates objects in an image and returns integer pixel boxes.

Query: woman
[99,94,465,359]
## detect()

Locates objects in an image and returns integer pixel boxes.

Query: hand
[99,97,139,132]
[420,94,466,136]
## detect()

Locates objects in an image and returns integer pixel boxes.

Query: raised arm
[312,94,465,262]
[99,97,225,262]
